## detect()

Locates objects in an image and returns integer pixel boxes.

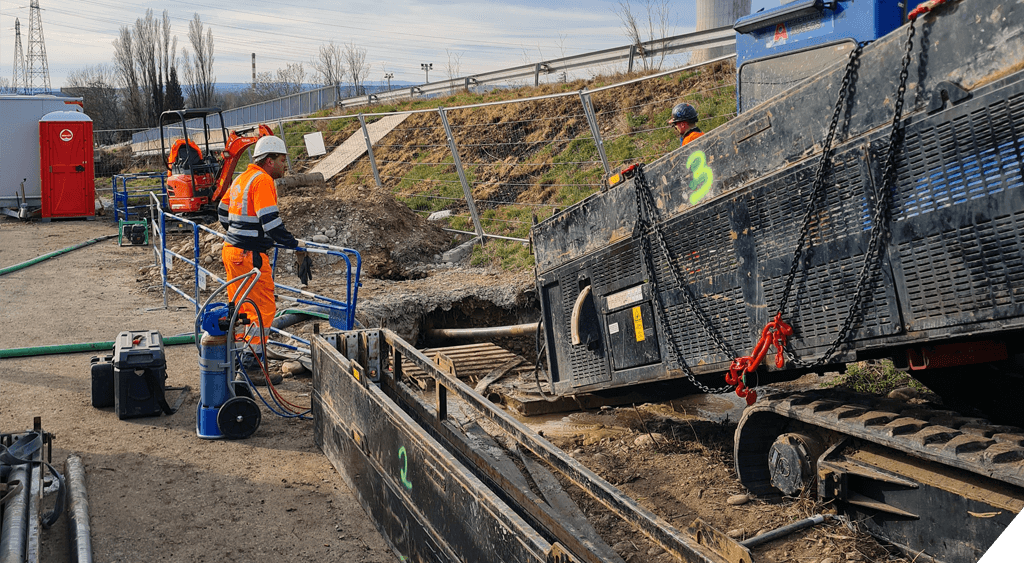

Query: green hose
[0,334,196,359]
[0,234,118,277]
[275,308,330,320]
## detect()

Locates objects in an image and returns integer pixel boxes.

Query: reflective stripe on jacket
[218,163,297,252]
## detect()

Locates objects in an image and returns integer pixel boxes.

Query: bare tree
[250,63,306,102]
[445,49,463,93]
[112,26,145,127]
[65,64,125,143]
[159,11,176,113]
[615,0,673,71]
[133,10,160,122]
[343,41,370,96]
[0,78,17,94]
[182,13,215,107]
[310,41,345,87]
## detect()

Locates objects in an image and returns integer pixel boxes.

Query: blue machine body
[197,303,236,439]
[734,0,928,113]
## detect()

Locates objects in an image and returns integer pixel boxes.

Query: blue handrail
[148,194,362,337]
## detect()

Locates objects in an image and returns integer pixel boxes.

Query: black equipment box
[90,355,115,408]
[111,330,168,419]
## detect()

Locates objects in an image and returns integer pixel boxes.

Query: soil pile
[277,182,452,279]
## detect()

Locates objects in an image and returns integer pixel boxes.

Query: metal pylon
[13,19,27,93]
[26,0,51,93]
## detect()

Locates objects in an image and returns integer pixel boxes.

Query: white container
[0,95,85,208]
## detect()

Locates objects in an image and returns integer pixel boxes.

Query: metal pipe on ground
[426,323,540,341]
[0,465,30,563]
[65,455,93,563]
[740,514,831,548]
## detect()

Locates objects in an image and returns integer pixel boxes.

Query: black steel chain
[776,42,865,318]
[785,22,917,368]
[633,168,735,394]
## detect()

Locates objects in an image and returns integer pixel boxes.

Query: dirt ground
[0,218,393,563]
[2,213,908,563]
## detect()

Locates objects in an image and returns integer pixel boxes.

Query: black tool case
[112,330,168,419]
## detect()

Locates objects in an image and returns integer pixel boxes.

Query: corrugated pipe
[0,334,196,359]
[0,234,117,277]
[65,455,93,563]
[426,322,540,341]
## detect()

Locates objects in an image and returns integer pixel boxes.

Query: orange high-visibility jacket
[681,128,704,146]
[218,163,297,252]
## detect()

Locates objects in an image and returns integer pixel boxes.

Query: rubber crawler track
[734,390,1024,496]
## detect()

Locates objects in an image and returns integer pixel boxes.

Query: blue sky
[0,0,753,89]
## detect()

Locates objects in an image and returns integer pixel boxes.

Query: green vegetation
[822,359,928,395]
[268,63,739,272]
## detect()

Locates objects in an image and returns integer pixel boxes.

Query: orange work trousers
[222,244,275,347]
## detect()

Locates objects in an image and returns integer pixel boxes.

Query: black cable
[532,322,560,402]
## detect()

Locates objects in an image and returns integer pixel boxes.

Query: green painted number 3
[398,446,413,490]
[687,150,713,205]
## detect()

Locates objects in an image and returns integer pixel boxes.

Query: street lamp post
[384,72,394,91]
[421,63,432,84]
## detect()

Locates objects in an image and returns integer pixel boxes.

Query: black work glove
[295,250,313,285]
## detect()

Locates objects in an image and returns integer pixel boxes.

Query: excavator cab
[159,108,276,213]
[159,108,229,213]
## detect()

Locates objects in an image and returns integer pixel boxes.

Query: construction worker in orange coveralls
[219,135,305,384]
[668,102,704,146]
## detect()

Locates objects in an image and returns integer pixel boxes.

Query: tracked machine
[531,0,1024,560]
[159,108,275,213]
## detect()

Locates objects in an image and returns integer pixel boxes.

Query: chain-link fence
[269,56,736,266]
[129,27,736,147]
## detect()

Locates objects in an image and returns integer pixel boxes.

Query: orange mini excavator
[159,108,275,213]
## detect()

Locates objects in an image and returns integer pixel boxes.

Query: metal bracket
[928,81,970,113]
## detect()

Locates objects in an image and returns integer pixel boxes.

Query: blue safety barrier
[113,173,168,223]
[148,195,362,341]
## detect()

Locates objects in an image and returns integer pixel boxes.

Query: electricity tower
[13,19,27,93]
[26,0,51,92]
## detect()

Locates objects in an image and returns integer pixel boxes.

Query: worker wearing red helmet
[218,135,303,384]
[668,102,703,146]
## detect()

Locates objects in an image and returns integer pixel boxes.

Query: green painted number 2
[398,446,413,490]
[687,150,713,205]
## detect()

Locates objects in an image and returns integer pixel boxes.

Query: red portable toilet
[39,111,95,220]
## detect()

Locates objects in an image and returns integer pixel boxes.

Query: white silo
[694,0,751,62]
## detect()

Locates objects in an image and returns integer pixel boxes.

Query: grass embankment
[280,62,738,270]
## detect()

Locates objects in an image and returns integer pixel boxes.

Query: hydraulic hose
[0,334,196,359]
[426,322,540,341]
[0,234,117,277]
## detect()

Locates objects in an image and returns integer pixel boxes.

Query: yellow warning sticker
[632,306,645,342]
[353,368,361,381]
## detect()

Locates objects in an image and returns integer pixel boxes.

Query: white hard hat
[253,135,287,160]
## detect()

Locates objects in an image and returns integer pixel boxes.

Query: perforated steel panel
[747,148,872,262]
[761,255,894,345]
[886,78,1024,331]
[891,92,1024,222]
[553,267,610,388]
[539,70,1024,394]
